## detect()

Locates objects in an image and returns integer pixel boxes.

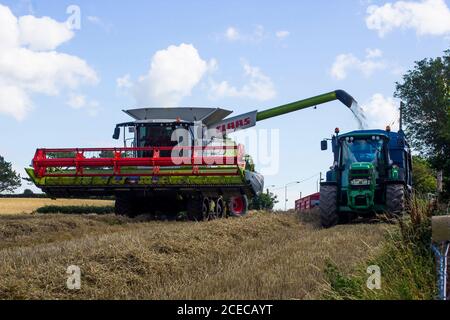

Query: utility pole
[318,172,323,192]
[285,181,300,211]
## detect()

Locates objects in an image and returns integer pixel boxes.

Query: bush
[324,195,437,300]
[36,205,114,215]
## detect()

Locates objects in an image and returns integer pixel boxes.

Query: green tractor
[319,127,413,227]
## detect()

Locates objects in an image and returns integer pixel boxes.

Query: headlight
[351,178,370,185]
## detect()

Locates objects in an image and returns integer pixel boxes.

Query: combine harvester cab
[319,126,413,228]
[26,90,357,220]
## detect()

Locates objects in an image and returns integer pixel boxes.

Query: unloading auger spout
[210,90,357,134]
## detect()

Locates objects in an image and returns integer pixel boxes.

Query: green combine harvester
[26,90,356,220]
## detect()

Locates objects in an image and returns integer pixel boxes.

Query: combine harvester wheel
[228,195,248,217]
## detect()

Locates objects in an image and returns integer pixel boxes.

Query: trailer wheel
[386,184,405,217]
[319,185,339,228]
[115,195,136,217]
[228,195,248,217]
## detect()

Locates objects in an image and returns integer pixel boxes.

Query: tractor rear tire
[115,195,136,217]
[386,184,405,217]
[319,185,339,228]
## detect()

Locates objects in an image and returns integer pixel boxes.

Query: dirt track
[0,208,391,300]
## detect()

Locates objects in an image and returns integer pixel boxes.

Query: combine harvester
[26,90,356,219]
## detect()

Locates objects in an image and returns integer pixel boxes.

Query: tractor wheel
[228,195,248,217]
[215,197,225,219]
[386,184,406,217]
[319,185,339,228]
[115,195,136,217]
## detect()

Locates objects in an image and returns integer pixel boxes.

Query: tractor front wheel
[319,185,339,228]
[386,184,406,217]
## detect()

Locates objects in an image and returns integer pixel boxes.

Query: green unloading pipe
[255,90,356,122]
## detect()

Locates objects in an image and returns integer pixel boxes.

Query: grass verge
[323,196,437,300]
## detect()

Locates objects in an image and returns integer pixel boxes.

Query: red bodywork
[295,192,320,211]
[32,145,246,178]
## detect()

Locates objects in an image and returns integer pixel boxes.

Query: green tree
[250,190,278,210]
[0,155,21,193]
[394,49,450,197]
[412,156,436,195]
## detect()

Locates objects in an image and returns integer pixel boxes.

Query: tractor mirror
[321,140,328,151]
[113,127,120,140]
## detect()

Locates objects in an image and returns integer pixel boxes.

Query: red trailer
[295,192,320,212]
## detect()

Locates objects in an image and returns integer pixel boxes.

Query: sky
[0,0,449,208]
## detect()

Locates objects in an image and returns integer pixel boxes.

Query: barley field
[0,199,391,300]
[0,198,114,215]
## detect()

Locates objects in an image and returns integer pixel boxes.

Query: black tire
[187,197,202,221]
[215,197,225,219]
[386,184,405,217]
[202,197,211,221]
[319,185,339,228]
[115,195,136,217]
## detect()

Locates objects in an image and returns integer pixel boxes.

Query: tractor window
[340,138,385,187]
[342,139,384,163]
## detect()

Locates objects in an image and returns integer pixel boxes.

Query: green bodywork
[25,166,247,188]
[256,90,353,121]
[346,162,376,211]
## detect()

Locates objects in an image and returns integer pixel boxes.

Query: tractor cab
[335,130,391,211]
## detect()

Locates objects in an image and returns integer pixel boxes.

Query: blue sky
[0,0,449,208]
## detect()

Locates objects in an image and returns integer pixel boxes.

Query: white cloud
[275,30,290,39]
[366,0,450,37]
[66,93,100,116]
[120,44,276,106]
[209,62,276,101]
[18,15,74,50]
[361,94,399,130]
[133,43,211,106]
[87,15,112,32]
[0,4,98,121]
[87,16,101,24]
[67,93,86,109]
[0,86,32,120]
[330,49,385,80]
[116,74,133,89]
[225,27,240,41]
[366,48,383,58]
[223,25,266,43]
